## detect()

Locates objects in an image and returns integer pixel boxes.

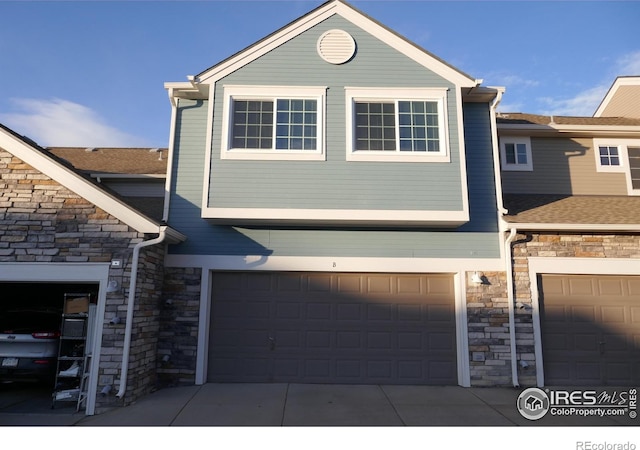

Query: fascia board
[497,123,640,137]
[504,221,640,232]
[0,129,162,234]
[195,1,476,88]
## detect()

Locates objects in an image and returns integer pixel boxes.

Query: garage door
[540,274,640,386]
[208,272,457,385]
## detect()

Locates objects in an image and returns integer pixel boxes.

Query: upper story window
[500,136,532,171]
[598,145,621,167]
[221,86,326,161]
[346,87,450,162]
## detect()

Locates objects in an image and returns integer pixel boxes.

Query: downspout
[505,227,519,387]
[488,87,519,387]
[116,227,168,399]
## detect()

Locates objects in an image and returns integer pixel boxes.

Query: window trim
[345,87,450,162]
[593,139,625,173]
[499,136,533,171]
[220,85,327,161]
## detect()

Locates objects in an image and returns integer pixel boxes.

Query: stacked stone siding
[0,149,165,411]
[157,267,202,387]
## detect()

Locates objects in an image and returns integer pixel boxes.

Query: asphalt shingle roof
[497,113,640,127]
[46,147,168,175]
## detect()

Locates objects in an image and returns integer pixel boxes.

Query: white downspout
[488,87,519,387]
[116,227,167,399]
[505,227,519,387]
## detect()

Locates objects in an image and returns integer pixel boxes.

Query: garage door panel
[209,272,457,384]
[541,274,640,386]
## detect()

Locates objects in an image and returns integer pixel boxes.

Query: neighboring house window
[593,139,640,195]
[346,87,450,162]
[598,145,620,167]
[221,85,326,161]
[500,137,532,171]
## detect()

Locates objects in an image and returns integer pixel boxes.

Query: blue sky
[0,0,639,148]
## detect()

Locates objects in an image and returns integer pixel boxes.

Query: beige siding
[502,137,628,195]
[599,85,640,119]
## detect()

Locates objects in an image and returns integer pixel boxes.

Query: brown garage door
[540,274,640,386]
[208,272,457,385]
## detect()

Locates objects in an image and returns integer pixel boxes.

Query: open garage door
[208,272,457,385]
[540,274,640,386]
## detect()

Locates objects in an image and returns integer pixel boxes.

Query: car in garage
[0,308,61,385]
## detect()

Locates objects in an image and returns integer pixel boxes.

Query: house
[497,76,640,387]
[0,124,185,415]
[162,0,512,388]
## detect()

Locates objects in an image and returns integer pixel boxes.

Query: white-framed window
[499,136,532,171]
[220,85,326,161]
[345,87,450,162]
[593,139,626,173]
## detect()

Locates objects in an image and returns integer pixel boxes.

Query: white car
[0,309,61,384]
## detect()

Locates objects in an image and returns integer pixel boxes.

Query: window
[500,137,532,171]
[598,145,620,167]
[346,87,450,162]
[221,86,326,160]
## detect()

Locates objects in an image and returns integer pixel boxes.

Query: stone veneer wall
[0,149,165,412]
[157,267,202,387]
[466,271,530,387]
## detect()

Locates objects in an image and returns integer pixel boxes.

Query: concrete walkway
[1,383,636,427]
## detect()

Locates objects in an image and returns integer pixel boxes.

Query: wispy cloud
[0,98,150,147]
[538,50,640,116]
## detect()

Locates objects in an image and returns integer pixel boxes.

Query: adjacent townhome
[0,125,184,415]
[162,0,513,388]
[498,76,640,387]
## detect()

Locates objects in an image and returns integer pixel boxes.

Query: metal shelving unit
[51,293,92,411]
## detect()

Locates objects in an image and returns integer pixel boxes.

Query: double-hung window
[346,88,450,162]
[221,86,326,160]
[500,136,533,171]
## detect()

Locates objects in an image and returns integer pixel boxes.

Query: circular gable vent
[317,29,356,65]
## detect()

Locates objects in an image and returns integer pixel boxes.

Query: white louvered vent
[317,29,356,65]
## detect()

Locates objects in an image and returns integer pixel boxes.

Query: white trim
[454,272,471,387]
[201,207,469,227]
[0,129,161,234]
[499,136,532,172]
[504,221,640,232]
[0,262,110,416]
[195,269,212,386]
[165,254,504,273]
[220,85,327,161]
[527,257,640,387]
[344,87,450,163]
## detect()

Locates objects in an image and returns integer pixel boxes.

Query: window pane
[397,101,440,153]
[354,102,396,151]
[505,143,516,164]
[274,98,318,150]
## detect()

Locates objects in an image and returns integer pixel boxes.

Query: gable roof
[0,124,184,242]
[167,0,481,99]
[594,76,640,119]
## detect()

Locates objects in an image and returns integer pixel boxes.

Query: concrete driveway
[1,383,636,427]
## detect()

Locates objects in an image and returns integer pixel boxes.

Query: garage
[0,282,98,413]
[539,274,640,386]
[208,272,457,385]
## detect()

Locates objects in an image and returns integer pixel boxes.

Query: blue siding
[167,15,501,259]
[209,15,463,211]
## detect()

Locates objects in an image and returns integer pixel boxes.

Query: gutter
[116,226,168,399]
